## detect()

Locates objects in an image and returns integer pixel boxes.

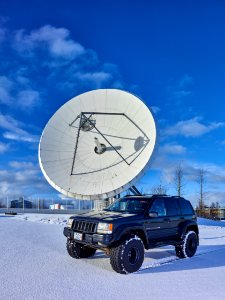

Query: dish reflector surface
[39,89,156,200]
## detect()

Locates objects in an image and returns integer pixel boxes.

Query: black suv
[64,195,199,274]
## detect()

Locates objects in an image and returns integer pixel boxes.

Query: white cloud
[164,117,225,137]
[0,24,126,198]
[75,71,113,88]
[0,76,13,105]
[0,74,40,110]
[168,74,193,100]
[0,180,11,195]
[3,131,39,143]
[17,89,41,109]
[0,162,51,196]
[151,106,160,114]
[0,25,124,113]
[151,152,225,205]
[9,161,34,169]
[14,25,84,60]
[0,114,40,143]
[178,74,193,88]
[0,27,6,42]
[0,142,9,153]
[160,143,187,155]
[171,90,192,98]
[0,113,22,131]
[203,191,225,206]
[197,162,225,184]
[166,73,194,105]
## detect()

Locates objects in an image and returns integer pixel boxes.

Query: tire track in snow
[138,245,225,272]
[139,255,179,271]
[195,245,225,256]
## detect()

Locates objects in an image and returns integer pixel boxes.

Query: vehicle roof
[123,194,187,200]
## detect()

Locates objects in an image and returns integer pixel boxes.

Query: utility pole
[196,169,206,217]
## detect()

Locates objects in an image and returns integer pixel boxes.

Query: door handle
[164,218,171,222]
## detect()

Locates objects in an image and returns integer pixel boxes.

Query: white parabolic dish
[39,89,157,200]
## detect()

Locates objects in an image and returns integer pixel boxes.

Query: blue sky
[0,0,225,206]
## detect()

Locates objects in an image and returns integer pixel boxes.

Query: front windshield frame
[104,197,151,213]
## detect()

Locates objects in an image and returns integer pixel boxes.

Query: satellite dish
[38,89,157,200]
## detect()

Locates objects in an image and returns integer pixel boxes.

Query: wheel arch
[179,221,199,243]
[113,224,148,249]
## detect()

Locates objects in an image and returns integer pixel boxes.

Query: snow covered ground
[1,214,225,300]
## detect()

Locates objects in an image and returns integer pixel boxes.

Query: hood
[71,210,143,223]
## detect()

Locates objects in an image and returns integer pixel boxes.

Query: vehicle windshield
[104,197,149,213]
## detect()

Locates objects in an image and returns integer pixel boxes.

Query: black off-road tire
[175,231,198,259]
[109,235,144,274]
[66,239,96,259]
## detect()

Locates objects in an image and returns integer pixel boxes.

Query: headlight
[97,223,113,234]
[67,218,73,228]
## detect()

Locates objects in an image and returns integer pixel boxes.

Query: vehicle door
[164,198,180,239]
[145,198,168,242]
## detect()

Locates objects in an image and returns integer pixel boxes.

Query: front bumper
[63,227,113,247]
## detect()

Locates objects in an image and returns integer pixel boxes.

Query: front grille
[73,220,97,233]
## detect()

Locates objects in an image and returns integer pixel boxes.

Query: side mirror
[149,211,158,218]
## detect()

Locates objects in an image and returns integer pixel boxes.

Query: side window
[178,199,194,215]
[165,198,179,216]
[149,199,166,217]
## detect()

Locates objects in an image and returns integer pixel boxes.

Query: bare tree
[210,201,220,220]
[151,180,168,195]
[0,200,6,208]
[196,168,207,217]
[173,164,185,196]
[210,202,216,209]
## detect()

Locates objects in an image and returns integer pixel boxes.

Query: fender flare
[112,223,148,248]
[178,220,199,240]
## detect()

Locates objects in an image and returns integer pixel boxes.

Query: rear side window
[164,198,179,216]
[178,199,194,215]
[149,199,166,217]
